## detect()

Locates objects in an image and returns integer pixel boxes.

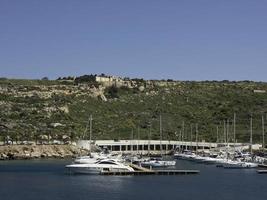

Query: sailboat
[141,114,176,167]
[222,115,258,169]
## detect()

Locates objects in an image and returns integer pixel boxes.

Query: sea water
[0,159,266,200]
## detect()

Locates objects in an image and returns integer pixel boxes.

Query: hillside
[1,76,267,144]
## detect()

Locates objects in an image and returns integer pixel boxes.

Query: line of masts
[84,113,266,154]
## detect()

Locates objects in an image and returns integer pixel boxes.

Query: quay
[100,170,200,176]
[77,140,261,154]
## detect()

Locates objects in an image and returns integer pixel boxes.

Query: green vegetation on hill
[1,77,267,144]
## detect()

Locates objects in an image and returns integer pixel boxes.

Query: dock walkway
[101,163,199,176]
[128,163,153,172]
[258,164,267,168]
[101,170,200,176]
[257,170,267,174]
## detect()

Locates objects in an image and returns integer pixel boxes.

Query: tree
[42,77,49,81]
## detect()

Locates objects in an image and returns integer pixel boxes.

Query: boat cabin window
[98,161,117,165]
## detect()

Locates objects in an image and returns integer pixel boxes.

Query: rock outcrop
[0,144,89,160]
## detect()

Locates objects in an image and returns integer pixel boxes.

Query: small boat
[141,158,176,167]
[66,159,134,174]
[174,150,196,160]
[223,160,258,169]
[201,157,227,165]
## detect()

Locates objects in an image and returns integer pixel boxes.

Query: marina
[2,0,267,199]
[0,159,266,200]
[100,169,200,176]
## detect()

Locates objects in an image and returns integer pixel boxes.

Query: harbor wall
[0,144,89,160]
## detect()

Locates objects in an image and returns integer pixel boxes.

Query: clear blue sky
[0,0,267,81]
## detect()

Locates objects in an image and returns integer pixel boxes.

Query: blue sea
[0,159,266,200]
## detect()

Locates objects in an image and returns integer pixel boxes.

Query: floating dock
[258,164,267,168]
[129,163,153,172]
[101,169,199,176]
[257,170,267,174]
[101,163,199,176]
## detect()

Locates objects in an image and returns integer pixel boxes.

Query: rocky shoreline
[0,144,89,160]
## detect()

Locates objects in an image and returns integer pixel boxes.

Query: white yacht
[201,157,227,164]
[74,152,123,164]
[66,159,134,174]
[141,158,176,167]
[223,160,258,169]
[174,150,196,161]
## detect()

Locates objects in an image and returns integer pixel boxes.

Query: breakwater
[0,144,89,160]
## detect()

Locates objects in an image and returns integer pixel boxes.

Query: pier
[100,163,199,176]
[100,170,199,176]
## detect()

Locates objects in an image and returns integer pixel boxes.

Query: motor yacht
[74,152,123,164]
[66,159,134,174]
[141,158,176,167]
[223,160,258,169]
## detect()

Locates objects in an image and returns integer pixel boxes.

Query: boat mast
[223,120,226,145]
[190,124,193,151]
[137,126,140,155]
[233,113,236,151]
[83,116,90,139]
[226,119,229,148]
[182,121,187,150]
[182,121,185,150]
[216,125,219,144]
[159,114,163,156]
[148,123,151,155]
[179,130,182,152]
[262,115,265,153]
[195,123,198,154]
[225,119,229,160]
[250,115,253,154]
[89,114,93,152]
[131,128,134,154]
